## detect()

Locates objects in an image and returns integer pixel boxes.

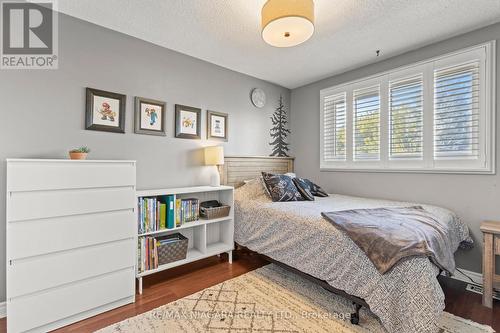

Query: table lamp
[204,146,224,187]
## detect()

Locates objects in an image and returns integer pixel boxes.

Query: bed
[222,156,471,333]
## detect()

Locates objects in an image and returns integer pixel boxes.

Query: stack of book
[138,236,158,272]
[138,195,175,233]
[175,198,200,226]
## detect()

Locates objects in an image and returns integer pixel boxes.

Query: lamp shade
[262,0,314,48]
[204,146,224,166]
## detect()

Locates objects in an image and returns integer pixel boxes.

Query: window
[323,93,346,161]
[320,42,495,173]
[389,75,423,160]
[353,86,380,161]
[433,62,480,160]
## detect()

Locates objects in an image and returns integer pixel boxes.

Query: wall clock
[251,88,266,108]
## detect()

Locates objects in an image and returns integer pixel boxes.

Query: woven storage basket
[200,205,231,219]
[156,233,188,265]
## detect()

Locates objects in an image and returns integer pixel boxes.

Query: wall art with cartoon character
[134,97,166,136]
[85,88,126,133]
[175,104,201,139]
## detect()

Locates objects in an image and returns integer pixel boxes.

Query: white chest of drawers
[6,159,137,333]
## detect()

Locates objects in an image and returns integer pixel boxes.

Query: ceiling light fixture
[261,0,315,48]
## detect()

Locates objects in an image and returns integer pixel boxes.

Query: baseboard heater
[466,284,500,301]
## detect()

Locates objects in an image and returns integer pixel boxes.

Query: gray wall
[0,14,290,301]
[291,22,500,274]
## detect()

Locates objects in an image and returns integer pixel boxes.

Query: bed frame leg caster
[350,303,362,325]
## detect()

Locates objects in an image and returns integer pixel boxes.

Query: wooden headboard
[221,156,295,187]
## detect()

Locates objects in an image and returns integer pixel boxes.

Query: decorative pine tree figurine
[269,95,290,157]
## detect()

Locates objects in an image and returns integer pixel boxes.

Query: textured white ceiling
[57,0,500,89]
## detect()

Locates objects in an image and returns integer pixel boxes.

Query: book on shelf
[138,196,201,234]
[138,236,160,272]
[175,198,200,226]
[175,199,181,227]
[166,195,175,229]
[138,196,175,234]
[159,203,166,230]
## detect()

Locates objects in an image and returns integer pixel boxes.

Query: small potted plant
[69,146,90,160]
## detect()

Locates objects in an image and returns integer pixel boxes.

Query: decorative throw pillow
[261,172,305,202]
[259,176,272,198]
[291,178,315,201]
[293,178,328,197]
[259,174,296,199]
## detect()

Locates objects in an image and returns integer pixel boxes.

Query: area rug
[98,264,495,333]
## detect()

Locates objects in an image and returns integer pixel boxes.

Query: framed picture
[85,88,126,133]
[134,97,166,136]
[207,110,228,141]
[175,104,201,139]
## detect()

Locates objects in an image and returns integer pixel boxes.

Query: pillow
[291,178,315,201]
[261,172,305,202]
[292,178,328,197]
[235,178,267,200]
[260,176,272,198]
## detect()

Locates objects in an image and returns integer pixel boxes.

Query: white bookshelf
[135,185,234,294]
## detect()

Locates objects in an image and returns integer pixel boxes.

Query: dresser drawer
[8,186,135,222]
[8,238,135,298]
[8,268,134,333]
[7,160,135,192]
[8,210,135,260]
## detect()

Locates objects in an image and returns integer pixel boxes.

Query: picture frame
[207,110,228,141]
[134,97,166,136]
[175,104,201,139]
[85,88,126,133]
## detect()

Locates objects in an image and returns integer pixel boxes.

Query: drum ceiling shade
[261,0,315,47]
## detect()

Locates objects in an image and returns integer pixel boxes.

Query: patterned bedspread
[234,180,471,333]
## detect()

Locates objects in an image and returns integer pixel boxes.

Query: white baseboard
[443,267,483,286]
[0,301,5,319]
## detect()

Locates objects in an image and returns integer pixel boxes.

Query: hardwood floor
[439,276,500,330]
[0,252,498,332]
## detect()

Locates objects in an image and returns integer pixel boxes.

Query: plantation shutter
[389,76,424,159]
[323,93,346,161]
[433,61,480,160]
[353,86,380,160]
[320,42,492,173]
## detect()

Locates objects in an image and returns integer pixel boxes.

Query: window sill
[319,166,495,175]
